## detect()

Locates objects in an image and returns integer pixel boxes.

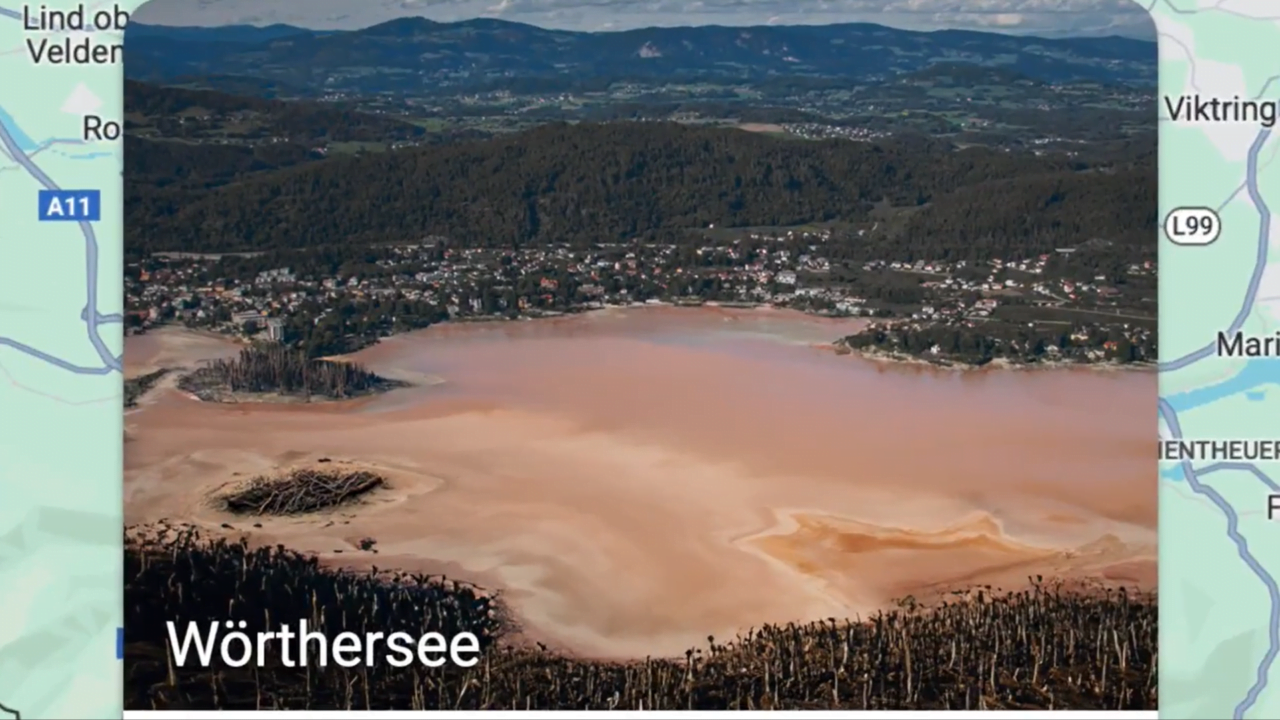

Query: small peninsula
[838,318,1156,369]
[178,345,405,402]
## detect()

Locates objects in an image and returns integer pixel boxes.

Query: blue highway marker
[37,189,100,222]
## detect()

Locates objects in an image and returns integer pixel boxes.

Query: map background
[0,0,1275,716]
[0,2,124,717]
[1155,2,1280,718]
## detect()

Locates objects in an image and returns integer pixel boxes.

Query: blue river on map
[0,106,38,150]
[0,105,89,153]
[1161,358,1280,481]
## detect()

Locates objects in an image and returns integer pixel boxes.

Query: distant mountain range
[123,17,1156,94]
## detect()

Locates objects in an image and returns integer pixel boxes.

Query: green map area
[1155,2,1280,719]
[0,0,1278,716]
[0,2,124,717]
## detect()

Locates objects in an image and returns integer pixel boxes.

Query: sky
[131,0,1157,39]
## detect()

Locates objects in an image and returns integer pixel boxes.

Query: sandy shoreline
[134,302,1152,374]
[123,325,245,379]
[124,308,1155,659]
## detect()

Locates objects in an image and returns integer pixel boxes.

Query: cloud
[131,0,1156,38]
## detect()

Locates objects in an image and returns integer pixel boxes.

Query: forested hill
[124,18,1156,92]
[124,80,489,193]
[126,122,1155,260]
[124,80,427,142]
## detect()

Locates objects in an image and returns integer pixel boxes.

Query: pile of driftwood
[218,467,386,516]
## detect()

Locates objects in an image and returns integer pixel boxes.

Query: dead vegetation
[124,525,1156,711]
[178,345,401,401]
[125,368,170,408]
[216,466,386,516]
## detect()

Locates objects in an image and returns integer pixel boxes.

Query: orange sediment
[124,307,1155,659]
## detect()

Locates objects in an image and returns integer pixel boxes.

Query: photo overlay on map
[119,0,1158,711]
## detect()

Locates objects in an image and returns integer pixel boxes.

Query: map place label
[1164,207,1220,246]
[1216,330,1280,357]
[83,116,121,142]
[22,4,128,66]
[1159,439,1280,462]
[37,189,100,222]
[1163,94,1278,127]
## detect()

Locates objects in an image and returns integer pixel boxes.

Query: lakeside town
[125,229,1156,368]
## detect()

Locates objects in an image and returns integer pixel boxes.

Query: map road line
[0,109,120,374]
[1160,128,1271,373]
[1159,398,1280,719]
[1197,462,1280,492]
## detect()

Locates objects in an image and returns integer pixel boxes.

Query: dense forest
[126,121,1155,260]
[889,170,1155,262]
[124,136,318,190]
[124,81,431,197]
[124,80,427,142]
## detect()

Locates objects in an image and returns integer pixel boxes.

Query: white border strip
[124,707,1157,712]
